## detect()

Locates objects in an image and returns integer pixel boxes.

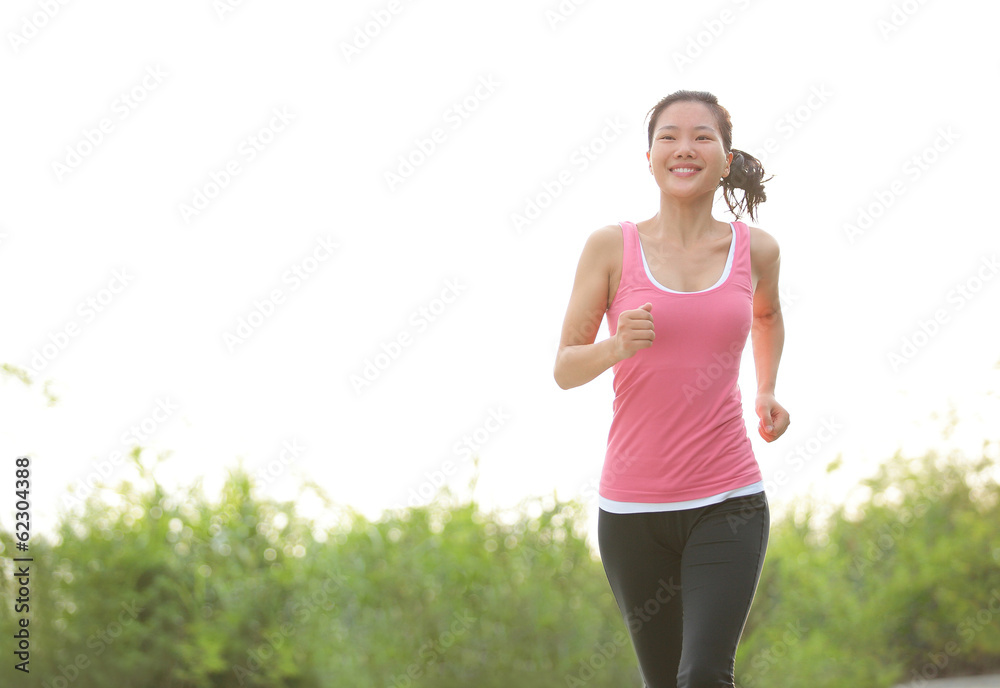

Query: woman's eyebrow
[656,125,716,133]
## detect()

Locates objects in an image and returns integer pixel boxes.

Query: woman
[553,90,790,687]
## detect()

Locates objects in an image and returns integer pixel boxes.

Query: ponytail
[719,148,773,222]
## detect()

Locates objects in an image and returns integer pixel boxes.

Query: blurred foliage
[737,442,1000,688]
[1,442,999,687]
[0,450,638,687]
[1,362,58,406]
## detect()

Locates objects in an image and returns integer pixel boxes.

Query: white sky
[2,0,999,550]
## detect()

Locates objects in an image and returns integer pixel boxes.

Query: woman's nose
[674,139,696,156]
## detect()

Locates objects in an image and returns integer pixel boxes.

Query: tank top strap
[732,220,752,295]
[619,220,640,282]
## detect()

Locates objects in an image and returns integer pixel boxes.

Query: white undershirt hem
[598,480,765,514]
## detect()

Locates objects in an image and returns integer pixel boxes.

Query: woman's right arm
[553,226,623,390]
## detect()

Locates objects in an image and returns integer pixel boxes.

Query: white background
[2,0,999,550]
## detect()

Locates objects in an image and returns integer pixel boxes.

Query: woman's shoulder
[585,222,626,250]
[745,223,779,261]
[744,223,780,281]
[593,221,625,237]
[575,223,625,275]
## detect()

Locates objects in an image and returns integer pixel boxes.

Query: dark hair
[645,90,772,222]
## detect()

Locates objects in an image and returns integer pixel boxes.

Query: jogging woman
[553,90,790,688]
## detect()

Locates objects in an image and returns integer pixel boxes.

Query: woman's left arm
[749,226,790,442]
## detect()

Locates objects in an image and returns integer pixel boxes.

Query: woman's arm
[554,225,622,390]
[749,226,789,442]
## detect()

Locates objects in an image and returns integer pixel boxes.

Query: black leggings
[598,492,769,688]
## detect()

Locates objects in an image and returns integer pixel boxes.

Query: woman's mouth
[669,167,701,177]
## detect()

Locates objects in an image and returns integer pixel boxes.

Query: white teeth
[672,167,699,173]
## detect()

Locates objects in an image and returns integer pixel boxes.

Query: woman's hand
[755,393,789,442]
[612,302,655,362]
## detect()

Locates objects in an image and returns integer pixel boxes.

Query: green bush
[2,443,999,687]
[736,444,1000,687]
[0,451,639,687]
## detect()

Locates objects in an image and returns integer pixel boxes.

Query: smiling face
[647,100,733,198]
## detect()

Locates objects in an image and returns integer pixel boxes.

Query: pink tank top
[600,220,762,503]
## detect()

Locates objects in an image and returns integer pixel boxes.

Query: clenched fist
[613,302,655,362]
